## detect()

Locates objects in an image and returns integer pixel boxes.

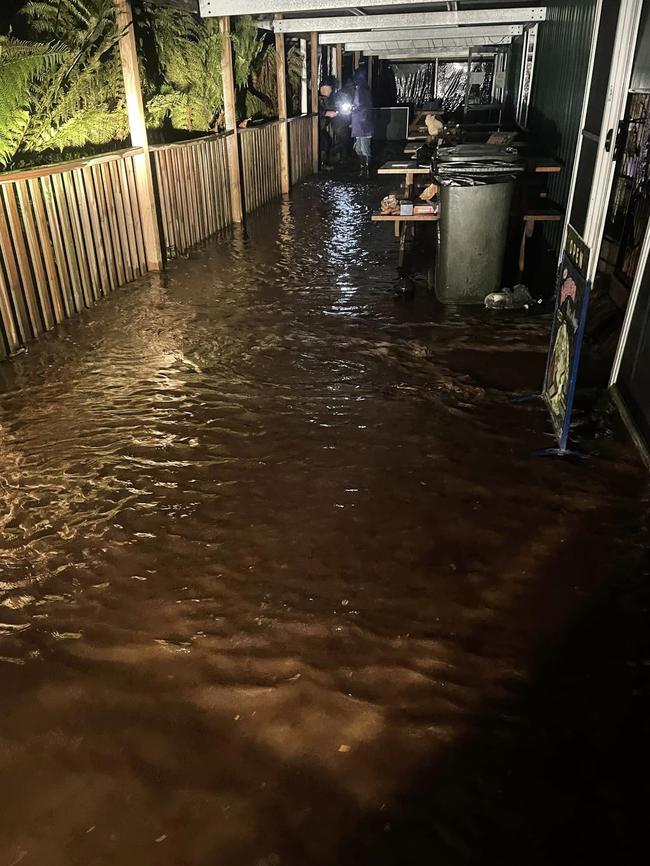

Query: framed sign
[542,225,591,452]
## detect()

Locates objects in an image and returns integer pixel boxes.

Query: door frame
[560,0,644,276]
[609,208,650,467]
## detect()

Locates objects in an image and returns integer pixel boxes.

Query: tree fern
[4,0,129,164]
[1,3,306,167]
[23,1,117,48]
[145,4,223,132]
[0,36,64,167]
[232,16,263,90]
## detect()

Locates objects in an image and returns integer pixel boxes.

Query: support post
[335,43,343,82]
[354,50,360,70]
[275,16,290,194]
[114,0,162,271]
[300,37,308,115]
[310,32,319,173]
[368,55,373,88]
[219,16,243,223]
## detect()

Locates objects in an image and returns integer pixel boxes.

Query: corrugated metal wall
[528,0,599,252]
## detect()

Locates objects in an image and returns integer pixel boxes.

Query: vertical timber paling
[335,43,343,83]
[220,16,243,223]
[275,16,290,195]
[310,32,319,173]
[114,0,162,271]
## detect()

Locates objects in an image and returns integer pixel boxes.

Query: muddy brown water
[0,175,648,866]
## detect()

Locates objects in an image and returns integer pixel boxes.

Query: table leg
[518,219,534,282]
[427,225,437,291]
[398,223,410,269]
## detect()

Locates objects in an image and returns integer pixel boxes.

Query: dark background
[1,1,29,34]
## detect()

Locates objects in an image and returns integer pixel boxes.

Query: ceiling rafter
[269,8,547,34]
[199,1,458,15]
[320,24,523,45]
[374,48,472,60]
[356,34,513,53]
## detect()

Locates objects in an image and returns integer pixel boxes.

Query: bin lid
[437,144,520,164]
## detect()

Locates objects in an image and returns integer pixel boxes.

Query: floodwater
[0,174,648,866]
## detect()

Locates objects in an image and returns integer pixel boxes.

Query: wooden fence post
[300,38,308,115]
[354,51,360,70]
[335,43,343,83]
[114,0,162,271]
[275,17,290,194]
[219,16,243,223]
[310,32,319,173]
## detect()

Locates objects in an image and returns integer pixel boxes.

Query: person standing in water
[318,76,338,171]
[319,76,353,170]
[351,65,374,177]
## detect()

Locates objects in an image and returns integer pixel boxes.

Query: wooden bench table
[371,210,439,278]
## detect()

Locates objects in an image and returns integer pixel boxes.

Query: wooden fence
[239,122,283,214]
[0,117,316,359]
[151,134,232,258]
[0,148,147,360]
[289,115,315,185]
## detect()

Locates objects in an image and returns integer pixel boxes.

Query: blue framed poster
[542,226,591,452]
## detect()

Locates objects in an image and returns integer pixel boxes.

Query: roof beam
[320,25,523,45]
[376,48,471,60]
[357,35,513,53]
[272,8,546,34]
[198,0,453,15]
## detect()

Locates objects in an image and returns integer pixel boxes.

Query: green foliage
[145,5,223,132]
[252,42,304,118]
[0,35,64,166]
[232,15,263,91]
[23,0,117,47]
[0,3,306,168]
[0,0,129,167]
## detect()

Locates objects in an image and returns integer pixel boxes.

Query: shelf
[525,157,562,174]
[523,206,563,222]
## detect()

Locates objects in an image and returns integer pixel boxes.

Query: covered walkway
[0,174,647,865]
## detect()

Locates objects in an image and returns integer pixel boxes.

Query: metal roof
[197,2,546,62]
[199,1,542,15]
[199,2,547,27]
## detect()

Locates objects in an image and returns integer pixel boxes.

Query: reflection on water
[0,175,646,866]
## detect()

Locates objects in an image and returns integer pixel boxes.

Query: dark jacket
[351,68,374,138]
[318,91,336,133]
